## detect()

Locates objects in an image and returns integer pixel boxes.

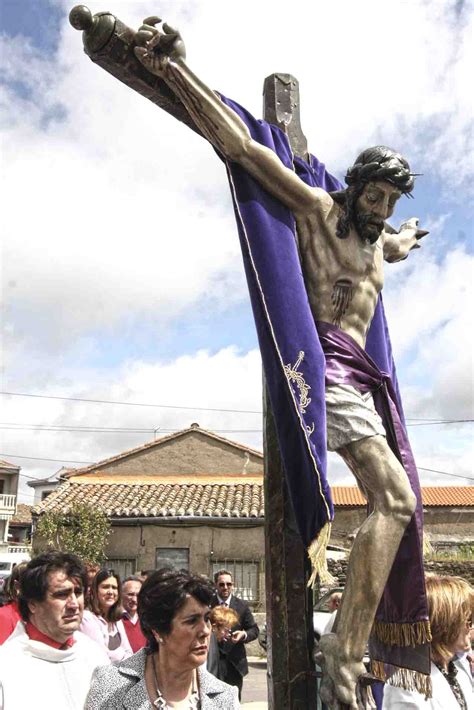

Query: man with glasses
[0,551,109,709]
[211,569,259,699]
[121,575,146,653]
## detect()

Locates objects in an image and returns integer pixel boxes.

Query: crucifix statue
[71,8,432,708]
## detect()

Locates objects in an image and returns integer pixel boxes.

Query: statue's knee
[390,487,417,523]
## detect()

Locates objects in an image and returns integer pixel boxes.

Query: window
[211,559,261,606]
[106,558,137,579]
[41,490,52,501]
[155,547,189,571]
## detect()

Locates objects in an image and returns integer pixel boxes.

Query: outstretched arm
[134,19,329,218]
[383,218,429,263]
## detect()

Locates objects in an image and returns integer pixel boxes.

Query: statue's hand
[134,17,186,76]
[398,217,429,250]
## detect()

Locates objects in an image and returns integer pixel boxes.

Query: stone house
[8,504,33,547]
[27,468,65,504]
[0,458,21,552]
[33,426,473,610]
[34,424,266,608]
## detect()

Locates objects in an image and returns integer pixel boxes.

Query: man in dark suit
[211,569,259,699]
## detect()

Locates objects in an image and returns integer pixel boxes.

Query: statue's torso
[296,201,384,348]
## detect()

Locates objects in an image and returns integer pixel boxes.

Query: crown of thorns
[345,151,420,196]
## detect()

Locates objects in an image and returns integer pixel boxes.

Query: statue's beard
[354,211,384,245]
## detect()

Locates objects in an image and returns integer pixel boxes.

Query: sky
[0,0,473,505]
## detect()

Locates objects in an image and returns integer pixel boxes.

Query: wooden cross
[71,9,318,708]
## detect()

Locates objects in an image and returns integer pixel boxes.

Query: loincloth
[325,383,386,451]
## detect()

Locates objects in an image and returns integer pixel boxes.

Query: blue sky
[1,0,473,503]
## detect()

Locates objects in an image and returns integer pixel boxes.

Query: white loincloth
[325,384,386,451]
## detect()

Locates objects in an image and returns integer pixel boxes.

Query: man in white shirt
[0,551,109,710]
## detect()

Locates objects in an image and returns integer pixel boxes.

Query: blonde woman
[383,574,473,709]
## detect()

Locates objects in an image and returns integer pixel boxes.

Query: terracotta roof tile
[10,503,33,525]
[331,487,366,506]
[420,486,474,507]
[33,483,473,520]
[331,486,474,507]
[34,480,265,519]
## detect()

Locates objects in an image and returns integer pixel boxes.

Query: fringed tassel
[372,619,432,647]
[307,522,336,587]
[372,661,432,699]
[423,531,433,557]
[371,660,387,682]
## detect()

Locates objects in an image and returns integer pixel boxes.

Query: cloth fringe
[372,619,432,647]
[371,660,432,699]
[423,531,434,557]
[307,522,336,587]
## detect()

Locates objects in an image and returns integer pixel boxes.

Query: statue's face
[355,180,401,244]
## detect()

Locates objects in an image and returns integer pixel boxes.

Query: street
[241,658,268,708]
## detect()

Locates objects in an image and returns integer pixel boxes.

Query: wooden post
[263,74,318,710]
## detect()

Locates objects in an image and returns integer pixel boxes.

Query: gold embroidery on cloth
[284,351,310,411]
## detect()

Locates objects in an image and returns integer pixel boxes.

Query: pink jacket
[80,609,133,662]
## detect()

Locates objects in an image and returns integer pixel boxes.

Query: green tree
[35,503,111,565]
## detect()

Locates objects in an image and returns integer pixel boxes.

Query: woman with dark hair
[80,568,132,662]
[85,568,239,709]
[383,574,473,709]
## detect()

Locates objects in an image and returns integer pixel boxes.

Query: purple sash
[317,322,430,680]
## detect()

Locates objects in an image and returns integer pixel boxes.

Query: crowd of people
[0,551,472,709]
[0,552,258,708]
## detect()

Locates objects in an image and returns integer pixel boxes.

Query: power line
[2,392,471,424]
[0,391,261,415]
[0,424,262,434]
[417,467,474,480]
[407,420,473,427]
[0,421,471,434]
[1,453,94,464]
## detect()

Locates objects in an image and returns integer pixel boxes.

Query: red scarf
[26,621,75,649]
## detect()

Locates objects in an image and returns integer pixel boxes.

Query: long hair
[426,574,473,663]
[330,145,416,239]
[89,568,123,623]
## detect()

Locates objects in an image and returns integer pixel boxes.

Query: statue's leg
[320,434,416,708]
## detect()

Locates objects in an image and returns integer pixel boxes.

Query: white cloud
[2,1,472,350]
[1,0,473,496]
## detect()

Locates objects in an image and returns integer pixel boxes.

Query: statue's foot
[319,633,367,709]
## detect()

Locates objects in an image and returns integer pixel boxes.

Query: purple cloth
[221,96,335,544]
[219,95,429,675]
[317,321,429,673]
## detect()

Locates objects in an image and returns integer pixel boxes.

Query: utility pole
[263,74,317,710]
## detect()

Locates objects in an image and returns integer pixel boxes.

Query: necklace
[434,660,467,710]
[151,655,200,709]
